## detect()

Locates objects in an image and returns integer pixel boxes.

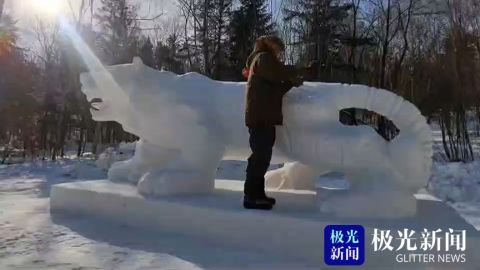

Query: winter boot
[259,192,276,205]
[243,195,274,210]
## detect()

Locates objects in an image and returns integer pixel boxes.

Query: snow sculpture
[80,57,432,217]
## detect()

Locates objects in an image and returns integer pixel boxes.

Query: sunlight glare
[59,17,131,108]
[30,0,64,16]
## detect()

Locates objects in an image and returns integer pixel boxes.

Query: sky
[4,0,282,32]
[4,0,177,23]
[3,0,282,52]
[3,0,176,47]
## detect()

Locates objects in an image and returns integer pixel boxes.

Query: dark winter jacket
[244,50,299,127]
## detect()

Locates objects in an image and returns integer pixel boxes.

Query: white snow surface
[421,128,480,230]
[427,160,480,230]
[0,159,316,270]
[428,161,480,203]
[1,141,480,269]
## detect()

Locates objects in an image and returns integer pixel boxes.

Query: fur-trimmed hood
[246,35,285,69]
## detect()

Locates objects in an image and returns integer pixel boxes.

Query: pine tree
[228,0,274,79]
[0,15,39,161]
[95,0,139,64]
[154,34,184,74]
[283,0,352,79]
[194,0,232,78]
[139,37,154,68]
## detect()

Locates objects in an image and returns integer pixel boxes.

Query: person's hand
[291,76,304,87]
[304,60,319,78]
[307,60,319,69]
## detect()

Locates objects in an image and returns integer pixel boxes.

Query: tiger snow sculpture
[80,57,433,218]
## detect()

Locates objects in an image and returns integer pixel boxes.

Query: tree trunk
[202,0,210,75]
[92,122,101,156]
[349,0,360,84]
[0,0,4,19]
[380,0,391,88]
[56,106,68,158]
[392,0,413,90]
[214,0,225,80]
[77,125,84,157]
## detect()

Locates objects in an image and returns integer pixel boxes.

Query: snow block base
[51,180,480,269]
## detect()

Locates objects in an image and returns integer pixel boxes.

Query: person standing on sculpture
[243,35,305,210]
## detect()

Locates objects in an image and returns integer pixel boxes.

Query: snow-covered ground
[1,130,480,269]
[0,160,316,270]
[426,130,480,230]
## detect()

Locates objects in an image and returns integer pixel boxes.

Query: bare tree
[0,0,4,19]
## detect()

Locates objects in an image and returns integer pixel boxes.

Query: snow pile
[95,142,136,171]
[428,127,480,204]
[428,161,480,203]
[64,160,106,180]
[427,160,480,229]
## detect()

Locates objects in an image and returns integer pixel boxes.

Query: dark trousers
[245,126,276,197]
